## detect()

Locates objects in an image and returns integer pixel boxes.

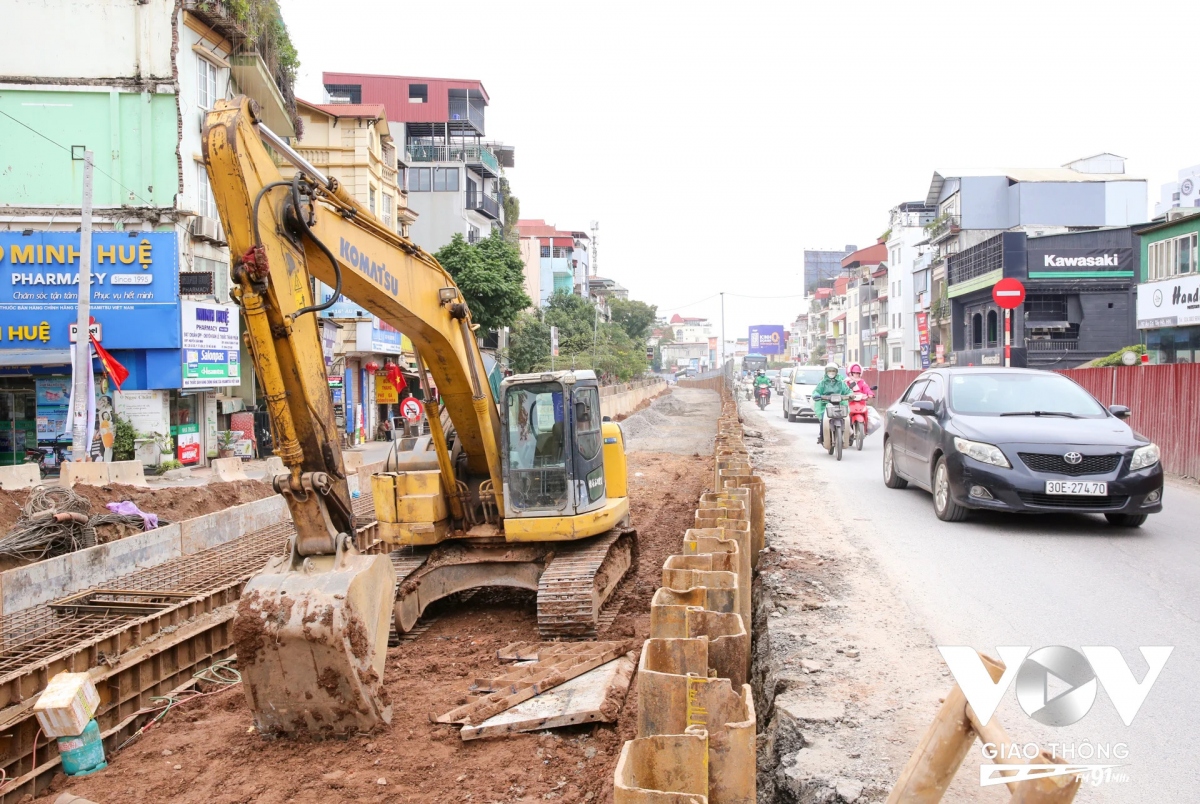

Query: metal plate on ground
[460,653,636,741]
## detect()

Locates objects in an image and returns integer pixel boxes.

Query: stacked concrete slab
[614,384,760,804]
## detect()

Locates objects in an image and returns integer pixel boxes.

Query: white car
[781,367,831,422]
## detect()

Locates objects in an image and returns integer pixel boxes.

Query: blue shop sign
[0,231,180,350]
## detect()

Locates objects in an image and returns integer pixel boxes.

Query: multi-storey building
[1154,164,1200,217]
[925,153,1147,364]
[1135,208,1200,364]
[0,0,297,467]
[884,202,936,369]
[840,243,888,368]
[804,246,858,293]
[322,72,514,253]
[516,220,592,306]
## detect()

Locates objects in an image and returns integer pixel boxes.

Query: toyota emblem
[1064,452,1083,465]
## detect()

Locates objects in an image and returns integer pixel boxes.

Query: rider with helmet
[812,363,850,445]
[845,363,874,400]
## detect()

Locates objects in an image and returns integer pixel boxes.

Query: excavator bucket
[233,548,397,735]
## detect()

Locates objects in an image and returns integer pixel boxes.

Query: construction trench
[0,385,787,804]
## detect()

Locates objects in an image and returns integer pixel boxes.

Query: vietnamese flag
[386,362,406,395]
[90,334,130,391]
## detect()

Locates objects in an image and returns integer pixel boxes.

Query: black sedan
[881,368,1163,526]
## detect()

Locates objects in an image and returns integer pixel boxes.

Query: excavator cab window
[504,384,569,512]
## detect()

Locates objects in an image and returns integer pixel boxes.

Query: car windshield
[947,373,1108,418]
[792,369,825,385]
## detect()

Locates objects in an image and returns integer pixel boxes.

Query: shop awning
[0,349,71,367]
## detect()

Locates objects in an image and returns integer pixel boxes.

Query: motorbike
[846,384,880,451]
[755,385,771,411]
[817,393,848,461]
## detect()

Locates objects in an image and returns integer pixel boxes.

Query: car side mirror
[1108,404,1131,420]
[911,400,936,416]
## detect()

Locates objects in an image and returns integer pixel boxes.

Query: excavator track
[536,528,636,640]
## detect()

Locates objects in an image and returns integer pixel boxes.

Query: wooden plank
[436,643,627,725]
[461,653,636,741]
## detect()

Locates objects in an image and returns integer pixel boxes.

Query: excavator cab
[500,370,610,519]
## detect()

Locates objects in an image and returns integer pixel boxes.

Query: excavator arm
[202,96,501,735]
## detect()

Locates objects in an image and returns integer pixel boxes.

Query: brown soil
[37,451,714,804]
[0,481,276,543]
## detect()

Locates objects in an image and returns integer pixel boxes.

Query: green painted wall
[1139,215,1200,281]
[0,89,178,208]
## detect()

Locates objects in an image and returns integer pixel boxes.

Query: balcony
[467,190,502,220]
[927,215,961,245]
[184,0,248,39]
[448,98,485,134]
[407,144,501,177]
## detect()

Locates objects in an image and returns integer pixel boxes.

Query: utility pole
[720,291,726,376]
[590,221,599,277]
[592,303,600,371]
[71,150,94,462]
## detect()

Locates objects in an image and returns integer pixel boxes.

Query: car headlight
[953,437,1011,469]
[1130,443,1160,471]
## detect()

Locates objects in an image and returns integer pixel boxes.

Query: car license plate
[1045,481,1107,496]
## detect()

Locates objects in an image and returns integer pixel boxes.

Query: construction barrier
[615,378,757,804]
[0,463,42,490]
[58,461,147,488]
[210,457,249,483]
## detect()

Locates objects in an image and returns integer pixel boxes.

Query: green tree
[608,298,657,342]
[508,292,649,381]
[500,177,520,242]
[434,231,532,333]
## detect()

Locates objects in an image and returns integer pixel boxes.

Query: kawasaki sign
[1027,247,1134,278]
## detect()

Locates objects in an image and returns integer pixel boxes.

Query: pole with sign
[550,325,559,371]
[992,278,1026,368]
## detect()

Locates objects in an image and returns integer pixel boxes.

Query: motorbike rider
[753,368,772,403]
[812,362,850,445]
[845,363,874,400]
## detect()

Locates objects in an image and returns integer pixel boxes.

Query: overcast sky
[285,0,1198,342]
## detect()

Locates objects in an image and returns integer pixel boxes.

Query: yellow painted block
[371,474,399,524]
[395,492,448,523]
[393,470,442,496]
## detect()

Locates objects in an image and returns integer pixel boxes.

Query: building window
[409,168,431,192]
[368,188,376,215]
[197,55,217,110]
[433,167,459,192]
[468,225,481,244]
[1149,233,1198,280]
[552,246,571,258]
[397,167,407,192]
[972,313,983,348]
[892,346,902,364]
[408,83,428,103]
[194,255,230,302]
[987,310,998,348]
[196,164,217,218]
[382,193,393,228]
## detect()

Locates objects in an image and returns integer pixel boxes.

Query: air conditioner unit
[189,215,226,245]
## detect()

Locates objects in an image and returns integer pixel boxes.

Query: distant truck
[742,354,768,374]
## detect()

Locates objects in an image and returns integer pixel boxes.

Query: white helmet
[824,362,839,374]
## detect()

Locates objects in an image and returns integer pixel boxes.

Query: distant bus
[742,354,768,373]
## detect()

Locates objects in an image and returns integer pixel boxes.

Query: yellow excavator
[202,97,635,736]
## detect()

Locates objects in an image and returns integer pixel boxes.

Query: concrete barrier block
[343,451,365,473]
[58,462,109,487]
[180,494,288,554]
[107,460,148,487]
[0,463,42,490]
[263,456,286,478]
[211,457,249,483]
[0,524,182,615]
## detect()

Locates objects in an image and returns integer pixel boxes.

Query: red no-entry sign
[400,398,424,422]
[992,278,1026,309]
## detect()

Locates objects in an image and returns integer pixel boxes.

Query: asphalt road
[749,394,1200,802]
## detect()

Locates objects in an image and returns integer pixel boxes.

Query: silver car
[781,367,830,422]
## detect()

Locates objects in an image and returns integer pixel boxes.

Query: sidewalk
[146,439,399,487]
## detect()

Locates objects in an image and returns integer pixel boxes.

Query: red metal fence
[861,365,1200,480]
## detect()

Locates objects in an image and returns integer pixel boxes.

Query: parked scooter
[756,385,771,411]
